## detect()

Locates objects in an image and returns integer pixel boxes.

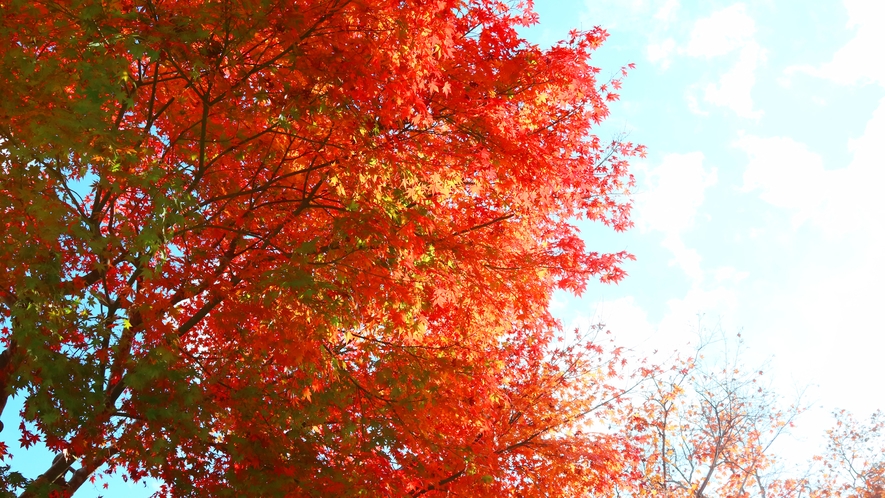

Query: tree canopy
[0,0,645,495]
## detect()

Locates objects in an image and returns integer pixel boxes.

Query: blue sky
[529,0,885,463]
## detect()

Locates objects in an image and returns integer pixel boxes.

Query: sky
[3,0,884,495]
[527,0,885,466]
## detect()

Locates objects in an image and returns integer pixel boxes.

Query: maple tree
[797,409,885,498]
[0,0,645,495]
[612,335,807,498]
[602,332,885,498]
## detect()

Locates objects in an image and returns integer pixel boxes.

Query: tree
[615,334,806,498]
[0,0,644,495]
[801,409,885,498]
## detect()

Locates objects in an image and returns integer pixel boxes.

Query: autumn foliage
[803,409,885,498]
[0,0,647,495]
[609,334,885,498]
[617,336,806,498]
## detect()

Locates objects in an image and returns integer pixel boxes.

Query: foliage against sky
[2,0,883,496]
[533,0,885,460]
[0,0,646,495]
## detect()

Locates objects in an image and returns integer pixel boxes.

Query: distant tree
[803,409,885,498]
[615,334,805,498]
[0,0,644,495]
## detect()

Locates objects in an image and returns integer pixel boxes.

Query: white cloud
[599,0,677,70]
[647,38,676,69]
[681,3,765,117]
[635,152,717,236]
[733,99,885,422]
[785,0,885,87]
[835,96,885,235]
[661,235,704,284]
[585,296,654,344]
[627,0,650,12]
[634,153,716,285]
[755,0,885,236]
[714,266,749,284]
[659,286,739,338]
[847,96,885,179]
[653,0,679,22]
[764,241,885,417]
[738,99,885,237]
[579,0,653,31]
[737,135,829,222]
[639,0,678,69]
[579,293,734,357]
[769,0,885,238]
[684,3,755,58]
[594,288,740,356]
[738,103,885,431]
[702,44,765,118]
[686,91,709,116]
